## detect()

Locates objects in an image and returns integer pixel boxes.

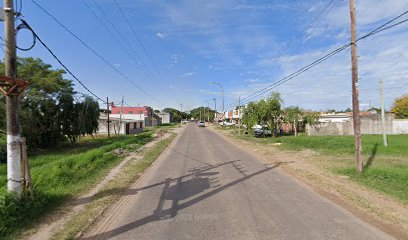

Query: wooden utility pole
[380,80,388,147]
[106,97,110,138]
[118,95,124,134]
[238,96,241,135]
[4,0,22,194]
[349,0,363,173]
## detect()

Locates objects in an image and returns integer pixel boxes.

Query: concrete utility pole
[349,0,363,173]
[107,97,110,138]
[210,81,224,121]
[380,80,388,147]
[207,102,210,123]
[180,103,183,122]
[4,0,22,194]
[213,97,217,124]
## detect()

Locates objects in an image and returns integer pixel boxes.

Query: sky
[1,0,408,112]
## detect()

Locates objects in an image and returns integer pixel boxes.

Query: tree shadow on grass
[364,143,378,171]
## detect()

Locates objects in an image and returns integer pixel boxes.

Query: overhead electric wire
[90,0,159,82]
[30,0,166,107]
[225,9,408,109]
[18,19,106,103]
[80,0,173,99]
[112,0,162,75]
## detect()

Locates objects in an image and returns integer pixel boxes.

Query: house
[156,112,173,124]
[223,109,242,123]
[98,115,144,135]
[110,104,158,127]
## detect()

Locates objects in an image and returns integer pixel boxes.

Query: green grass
[0,132,154,239]
[52,133,177,240]
[337,167,408,204]
[227,130,408,203]
[235,133,408,156]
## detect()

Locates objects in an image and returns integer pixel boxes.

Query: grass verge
[0,132,153,240]
[51,133,177,240]
[223,128,408,203]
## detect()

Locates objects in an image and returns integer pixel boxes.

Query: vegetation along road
[82,123,392,240]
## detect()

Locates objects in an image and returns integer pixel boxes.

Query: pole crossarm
[0,76,28,96]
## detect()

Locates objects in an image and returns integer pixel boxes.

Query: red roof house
[111,103,152,117]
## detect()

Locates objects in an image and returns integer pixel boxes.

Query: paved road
[83,124,393,240]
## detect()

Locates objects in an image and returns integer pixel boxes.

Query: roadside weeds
[50,132,177,240]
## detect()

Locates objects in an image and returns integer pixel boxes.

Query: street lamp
[209,81,224,122]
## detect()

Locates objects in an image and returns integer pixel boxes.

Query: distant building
[157,112,173,124]
[98,115,144,135]
[110,104,158,126]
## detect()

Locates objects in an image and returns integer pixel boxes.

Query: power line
[30,0,166,107]
[226,10,408,109]
[112,0,161,75]
[19,19,106,103]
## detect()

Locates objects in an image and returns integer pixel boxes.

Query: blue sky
[1,0,408,112]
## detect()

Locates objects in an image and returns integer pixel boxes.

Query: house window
[129,111,133,114]
[134,123,137,128]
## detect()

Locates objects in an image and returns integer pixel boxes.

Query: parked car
[198,121,206,127]
[181,119,189,124]
[222,121,235,126]
[254,126,272,137]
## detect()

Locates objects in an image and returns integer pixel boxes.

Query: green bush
[0,133,152,239]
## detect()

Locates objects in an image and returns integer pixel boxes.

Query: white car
[223,121,235,126]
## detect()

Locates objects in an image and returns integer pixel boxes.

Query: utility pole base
[7,135,22,194]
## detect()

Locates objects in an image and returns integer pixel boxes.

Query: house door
[126,123,130,134]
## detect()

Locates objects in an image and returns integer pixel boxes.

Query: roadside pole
[4,0,22,194]
[380,80,388,147]
[349,0,363,173]
[107,97,110,138]
[207,102,210,123]
[238,96,241,135]
[118,95,124,134]
[213,97,217,124]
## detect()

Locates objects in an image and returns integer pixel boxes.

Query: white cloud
[182,72,196,78]
[156,32,166,39]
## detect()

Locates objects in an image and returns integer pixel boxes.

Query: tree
[284,106,303,136]
[392,94,408,119]
[78,97,100,138]
[242,101,259,130]
[0,57,100,148]
[263,92,283,136]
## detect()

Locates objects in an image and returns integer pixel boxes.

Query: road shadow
[364,143,378,171]
[81,161,288,240]
[72,161,238,207]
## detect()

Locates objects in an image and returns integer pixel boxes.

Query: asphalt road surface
[83,124,393,240]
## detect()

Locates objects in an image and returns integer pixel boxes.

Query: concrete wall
[307,118,408,135]
[393,120,408,134]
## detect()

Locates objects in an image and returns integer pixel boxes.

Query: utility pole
[118,95,124,134]
[4,0,22,194]
[238,96,241,135]
[380,80,388,147]
[349,0,363,173]
[106,97,110,138]
[207,102,210,123]
[213,97,217,124]
[180,103,183,122]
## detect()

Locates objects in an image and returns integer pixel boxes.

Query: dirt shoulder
[210,127,408,240]
[23,126,184,240]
